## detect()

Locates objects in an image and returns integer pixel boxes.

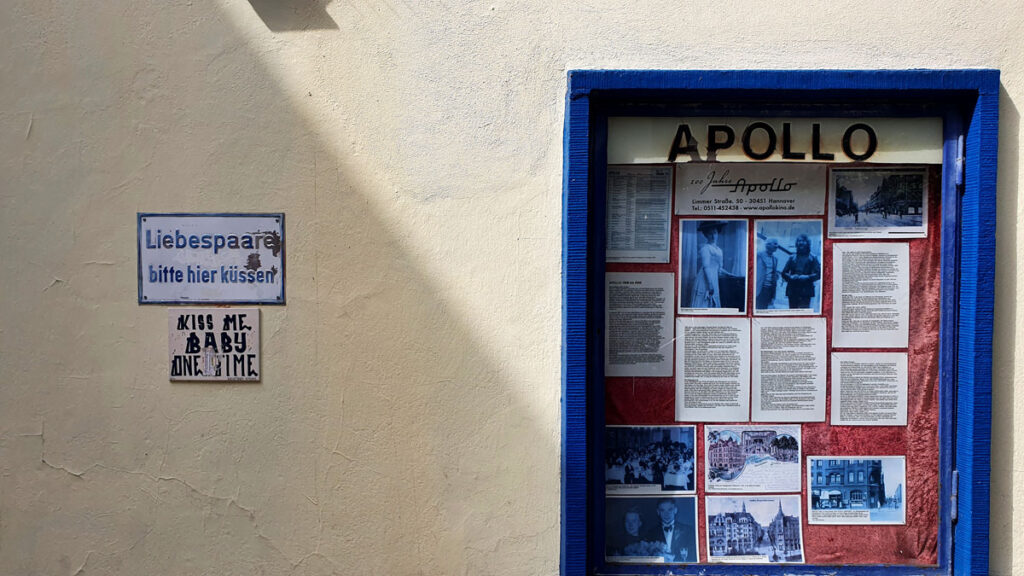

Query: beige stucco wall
[0,1,1019,574]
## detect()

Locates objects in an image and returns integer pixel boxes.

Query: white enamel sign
[138,213,284,304]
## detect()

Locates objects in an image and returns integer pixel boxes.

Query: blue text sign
[138,213,285,304]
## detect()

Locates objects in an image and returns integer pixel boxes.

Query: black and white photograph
[606,426,696,494]
[706,495,804,564]
[705,425,801,493]
[753,220,823,315]
[678,219,748,315]
[807,456,907,525]
[605,496,699,564]
[828,167,928,238]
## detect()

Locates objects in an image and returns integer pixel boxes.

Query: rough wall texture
[0,1,1020,574]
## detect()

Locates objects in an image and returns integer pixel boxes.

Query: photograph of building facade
[741,430,775,456]
[707,434,745,475]
[708,501,762,556]
[892,484,904,508]
[767,501,803,562]
[862,173,925,218]
[810,459,885,509]
[707,428,799,481]
[769,436,799,462]
[808,457,907,525]
[707,497,803,563]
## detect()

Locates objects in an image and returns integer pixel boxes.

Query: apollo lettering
[668,122,878,162]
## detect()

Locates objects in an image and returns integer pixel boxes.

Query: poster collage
[604,162,924,565]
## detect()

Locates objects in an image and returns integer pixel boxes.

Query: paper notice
[832,243,910,348]
[168,308,260,381]
[675,317,750,422]
[831,353,908,426]
[605,273,674,377]
[606,166,673,263]
[751,317,826,422]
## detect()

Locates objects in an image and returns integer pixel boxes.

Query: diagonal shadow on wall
[247,0,338,31]
[0,2,559,576]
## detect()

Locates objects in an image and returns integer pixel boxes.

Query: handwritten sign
[676,164,826,216]
[168,308,260,381]
[138,213,284,304]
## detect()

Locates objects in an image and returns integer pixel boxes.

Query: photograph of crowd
[605,496,698,564]
[606,426,696,494]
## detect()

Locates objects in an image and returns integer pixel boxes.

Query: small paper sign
[168,308,260,381]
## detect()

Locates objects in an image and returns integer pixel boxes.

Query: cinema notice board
[563,70,998,576]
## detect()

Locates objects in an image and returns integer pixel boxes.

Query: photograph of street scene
[829,168,927,238]
[808,456,906,524]
[705,495,804,564]
[705,425,800,493]
[605,426,696,494]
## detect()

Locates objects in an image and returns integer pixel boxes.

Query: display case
[562,70,998,576]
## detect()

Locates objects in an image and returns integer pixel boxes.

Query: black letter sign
[706,125,735,160]
[842,123,878,161]
[781,123,806,159]
[668,124,700,162]
[742,122,777,160]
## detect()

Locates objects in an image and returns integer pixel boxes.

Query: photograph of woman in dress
[692,221,725,308]
[678,220,747,314]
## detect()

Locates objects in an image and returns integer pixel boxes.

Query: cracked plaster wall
[1,1,1022,574]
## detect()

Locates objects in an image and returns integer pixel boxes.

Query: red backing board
[605,165,940,566]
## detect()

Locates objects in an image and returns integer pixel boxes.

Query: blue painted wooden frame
[562,70,998,576]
